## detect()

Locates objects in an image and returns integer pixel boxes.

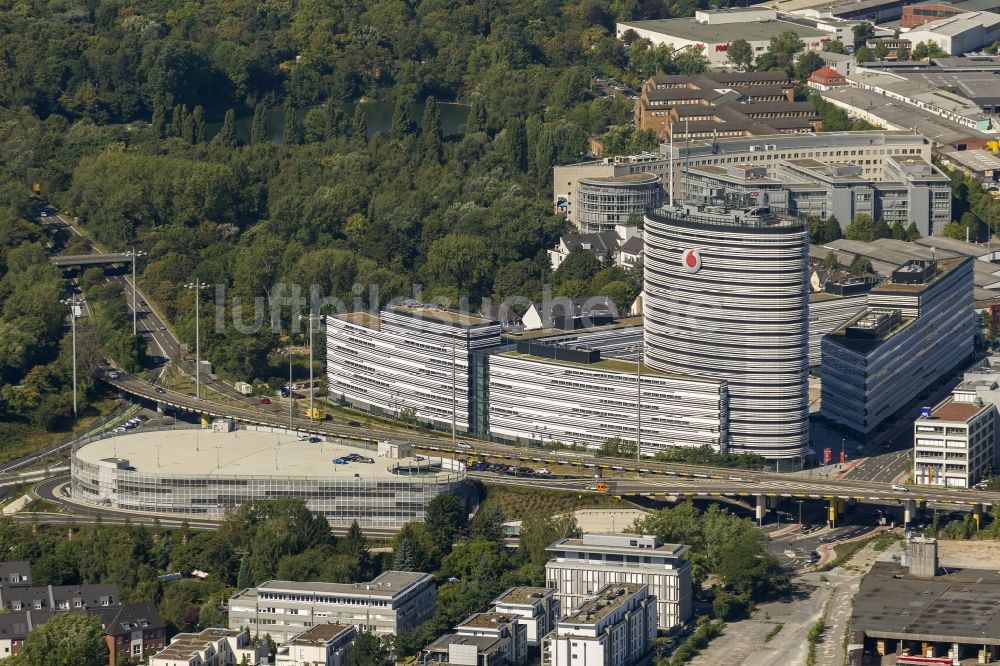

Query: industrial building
[325,303,502,434]
[543,583,657,666]
[643,204,810,465]
[617,9,828,68]
[70,426,465,529]
[228,572,435,643]
[821,257,976,436]
[545,533,692,631]
[905,10,1000,54]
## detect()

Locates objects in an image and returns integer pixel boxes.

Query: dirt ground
[936,540,1000,569]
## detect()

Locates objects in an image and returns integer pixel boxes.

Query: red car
[260,397,271,405]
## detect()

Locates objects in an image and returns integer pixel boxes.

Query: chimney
[908,536,938,577]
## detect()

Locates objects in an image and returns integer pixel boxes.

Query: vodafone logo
[681,249,702,273]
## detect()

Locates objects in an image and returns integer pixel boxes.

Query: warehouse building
[644,203,810,465]
[821,257,975,436]
[905,10,1000,54]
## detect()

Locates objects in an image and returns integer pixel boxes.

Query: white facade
[228,572,435,644]
[275,624,356,666]
[914,399,996,488]
[545,533,691,631]
[904,11,1000,55]
[822,258,976,435]
[488,349,728,455]
[492,588,560,647]
[326,305,501,433]
[544,583,657,666]
[149,629,266,666]
[644,205,810,463]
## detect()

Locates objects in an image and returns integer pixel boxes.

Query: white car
[892,484,908,492]
[456,443,472,450]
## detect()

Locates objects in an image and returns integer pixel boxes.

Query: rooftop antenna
[683,120,690,204]
[668,124,675,206]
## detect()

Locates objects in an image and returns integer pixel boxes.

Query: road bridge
[104,373,1000,529]
[50,253,134,268]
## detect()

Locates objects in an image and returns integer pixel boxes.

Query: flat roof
[498,350,704,381]
[493,587,551,606]
[581,173,660,184]
[854,561,1000,646]
[563,583,646,625]
[333,311,381,331]
[388,304,494,327]
[288,623,353,645]
[548,536,689,556]
[76,428,453,481]
[255,571,430,598]
[618,18,827,43]
[871,256,967,294]
[459,612,520,629]
[153,629,244,660]
[922,397,991,422]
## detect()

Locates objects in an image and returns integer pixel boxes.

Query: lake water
[207,101,469,144]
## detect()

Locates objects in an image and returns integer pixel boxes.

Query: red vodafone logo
[681,249,701,273]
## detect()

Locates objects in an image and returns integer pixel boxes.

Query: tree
[981,309,998,344]
[823,40,847,54]
[14,613,108,666]
[250,103,269,145]
[845,213,876,241]
[466,95,488,135]
[423,234,494,302]
[214,109,238,148]
[848,254,873,275]
[504,116,529,173]
[337,521,370,580]
[191,105,207,143]
[855,46,874,63]
[873,217,891,239]
[853,22,876,46]
[674,47,710,75]
[765,31,805,71]
[391,95,415,140]
[425,492,467,553]
[347,632,393,666]
[421,96,443,162]
[553,248,601,285]
[794,51,824,80]
[283,107,303,145]
[352,105,368,145]
[822,251,840,271]
[236,555,251,589]
[906,221,922,241]
[150,105,167,139]
[823,215,843,242]
[873,42,889,61]
[891,220,907,240]
[728,40,755,71]
[471,505,507,543]
[941,221,968,240]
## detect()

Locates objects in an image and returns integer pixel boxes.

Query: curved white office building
[643,205,809,466]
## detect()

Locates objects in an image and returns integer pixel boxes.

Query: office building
[275,624,356,666]
[644,203,810,464]
[913,397,997,487]
[326,304,501,434]
[228,572,435,643]
[487,338,729,455]
[617,10,828,67]
[809,287,873,367]
[821,258,976,436]
[634,72,818,141]
[569,174,663,233]
[554,132,941,235]
[491,588,559,647]
[682,155,952,237]
[544,583,657,666]
[150,628,267,666]
[545,533,691,631]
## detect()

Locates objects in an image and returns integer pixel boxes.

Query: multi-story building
[326,304,501,434]
[0,563,30,588]
[275,624,356,666]
[543,583,657,666]
[905,10,1000,55]
[487,339,729,455]
[99,602,167,666]
[0,582,118,613]
[809,275,879,367]
[554,132,943,237]
[913,397,997,487]
[421,612,528,666]
[644,203,810,465]
[570,174,663,233]
[491,588,559,648]
[822,258,976,436]
[548,226,643,271]
[545,533,691,631]
[617,9,828,67]
[228,572,435,643]
[633,72,818,141]
[150,628,267,666]
[682,156,952,238]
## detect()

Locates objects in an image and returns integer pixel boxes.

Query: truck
[589,482,610,493]
[305,407,328,421]
[234,381,253,396]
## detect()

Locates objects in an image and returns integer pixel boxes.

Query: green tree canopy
[11,613,108,666]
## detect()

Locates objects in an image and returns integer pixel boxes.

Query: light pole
[299,312,322,423]
[60,294,79,419]
[184,281,209,399]
[126,246,146,336]
[288,345,294,430]
[797,500,804,531]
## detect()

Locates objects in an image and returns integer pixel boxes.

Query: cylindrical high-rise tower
[643,204,809,467]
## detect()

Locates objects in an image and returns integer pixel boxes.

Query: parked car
[259,397,271,405]
[308,437,321,443]
[332,457,348,464]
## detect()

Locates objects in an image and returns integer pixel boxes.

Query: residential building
[275,624,356,666]
[228,572,436,643]
[807,66,848,91]
[905,10,1000,54]
[819,51,856,76]
[456,613,528,665]
[617,10,828,68]
[545,533,691,631]
[633,72,819,141]
[0,583,118,613]
[682,154,952,237]
[644,203,810,465]
[150,628,266,666]
[821,257,976,436]
[913,397,997,487]
[548,226,642,271]
[326,304,501,434]
[0,563,30,588]
[568,174,663,233]
[486,338,729,455]
[543,583,657,666]
[554,132,941,233]
[0,610,53,660]
[491,588,559,647]
[100,602,167,666]
[521,297,618,332]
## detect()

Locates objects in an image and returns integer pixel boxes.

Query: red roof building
[807,66,847,91]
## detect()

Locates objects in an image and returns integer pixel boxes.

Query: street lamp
[125,247,146,336]
[184,281,209,399]
[60,294,79,419]
[299,312,323,424]
[796,500,804,532]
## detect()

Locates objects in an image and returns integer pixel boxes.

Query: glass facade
[576,175,664,233]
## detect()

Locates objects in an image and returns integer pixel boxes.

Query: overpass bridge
[50,253,133,268]
[105,373,1000,530]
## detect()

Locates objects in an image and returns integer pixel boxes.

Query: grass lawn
[482,484,622,521]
